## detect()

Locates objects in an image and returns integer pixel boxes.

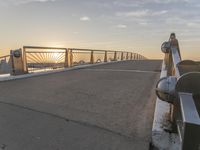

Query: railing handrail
[0,55,11,59]
[159,40,200,150]
[171,47,182,77]
[22,45,147,73]
[23,46,139,54]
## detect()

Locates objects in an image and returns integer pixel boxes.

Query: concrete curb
[0,60,130,82]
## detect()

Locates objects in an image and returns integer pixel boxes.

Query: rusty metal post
[90,50,94,64]
[104,51,107,62]
[121,52,124,61]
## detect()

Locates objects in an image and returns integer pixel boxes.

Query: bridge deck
[0,60,162,150]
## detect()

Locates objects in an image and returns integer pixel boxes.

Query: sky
[0,0,200,60]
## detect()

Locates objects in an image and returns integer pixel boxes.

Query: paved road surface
[0,60,162,150]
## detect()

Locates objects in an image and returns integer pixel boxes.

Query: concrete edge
[0,60,130,82]
[151,61,180,150]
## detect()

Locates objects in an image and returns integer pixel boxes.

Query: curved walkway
[0,60,162,150]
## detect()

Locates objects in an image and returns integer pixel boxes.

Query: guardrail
[155,40,200,149]
[23,46,147,73]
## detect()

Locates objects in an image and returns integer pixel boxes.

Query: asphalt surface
[0,60,162,150]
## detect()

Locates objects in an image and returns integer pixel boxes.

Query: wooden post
[104,51,107,62]
[90,50,94,64]
[114,51,117,61]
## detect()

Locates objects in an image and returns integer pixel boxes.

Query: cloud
[116,10,149,17]
[153,0,190,4]
[80,16,91,21]
[0,0,57,5]
[116,10,168,18]
[138,22,148,26]
[73,31,79,34]
[116,24,127,29]
[187,22,200,28]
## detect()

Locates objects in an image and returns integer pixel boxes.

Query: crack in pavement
[0,100,133,140]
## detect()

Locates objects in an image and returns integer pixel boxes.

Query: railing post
[104,51,107,62]
[23,47,28,73]
[70,49,73,67]
[10,49,25,75]
[114,51,117,61]
[90,50,94,64]
[10,51,15,74]
[64,49,69,68]
[121,52,123,61]
[131,53,133,60]
[126,52,129,60]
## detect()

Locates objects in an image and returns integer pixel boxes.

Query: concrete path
[0,60,162,150]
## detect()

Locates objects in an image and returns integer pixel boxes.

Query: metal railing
[23,46,147,73]
[156,40,200,150]
[0,55,13,75]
